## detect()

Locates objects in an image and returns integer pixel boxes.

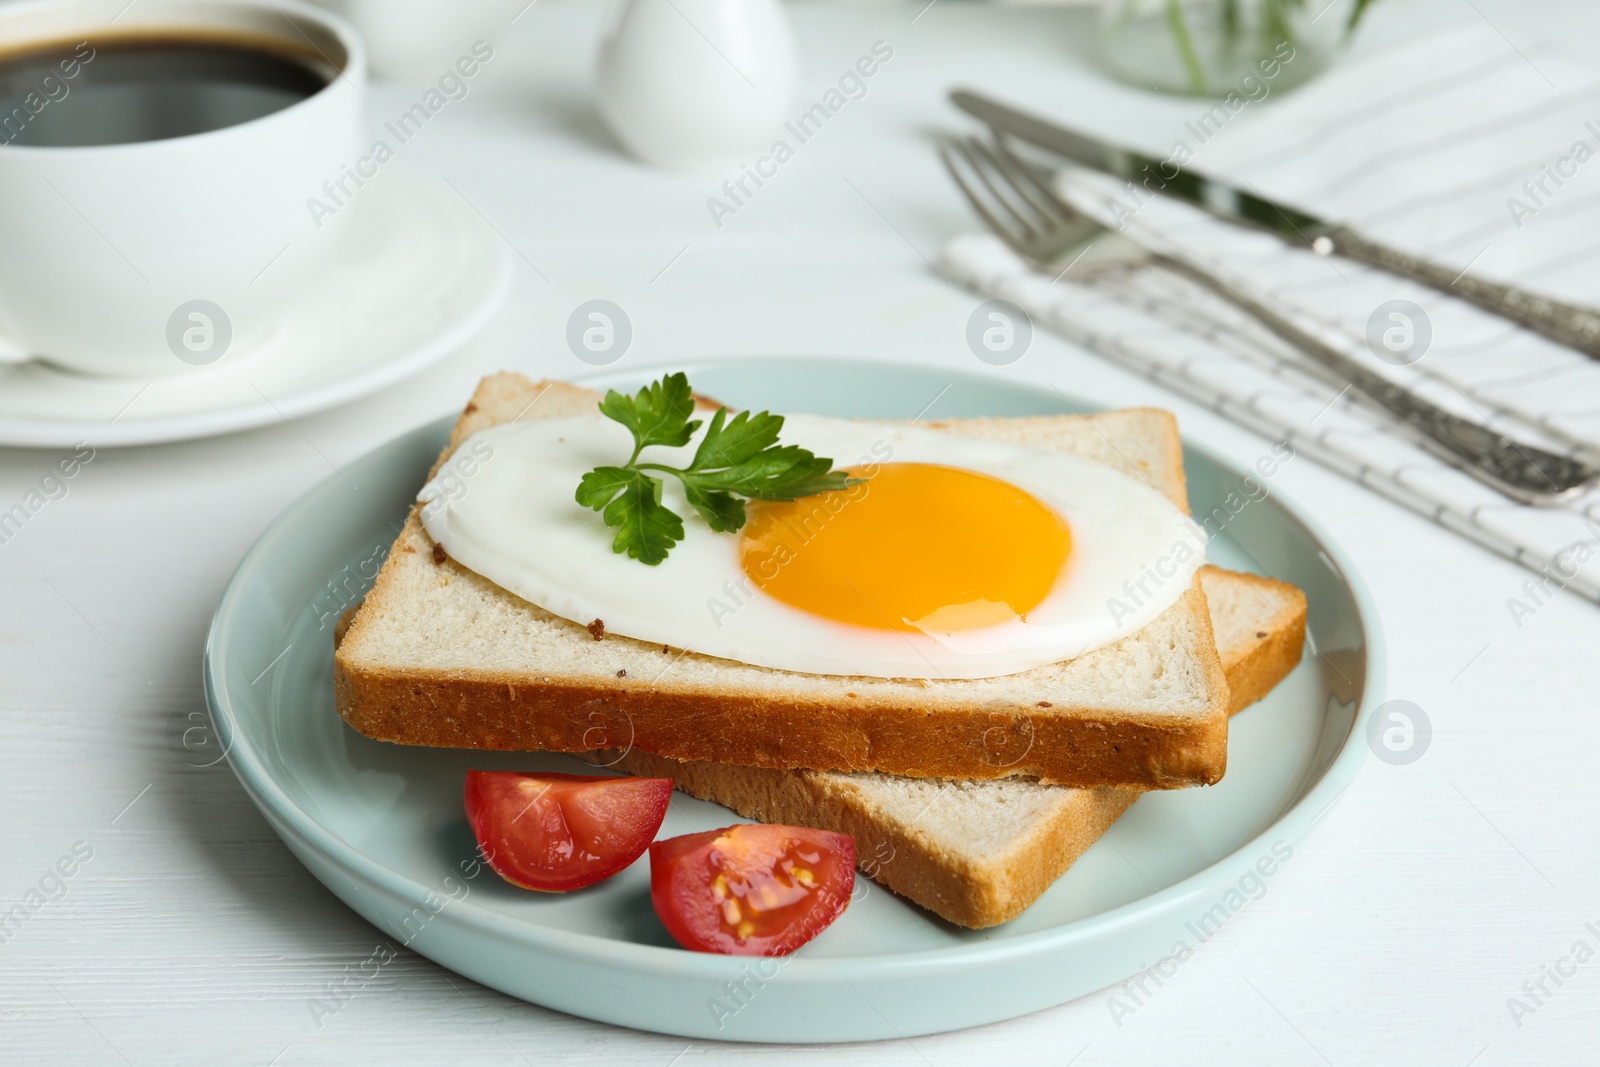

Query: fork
[939,134,1600,507]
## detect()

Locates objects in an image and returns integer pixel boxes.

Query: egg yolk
[738,462,1070,633]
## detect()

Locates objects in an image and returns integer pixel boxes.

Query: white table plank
[4,0,1600,1063]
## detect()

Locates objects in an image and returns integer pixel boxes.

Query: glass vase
[1095,0,1358,98]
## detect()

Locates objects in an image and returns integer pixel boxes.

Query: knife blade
[950,87,1330,241]
[950,87,1600,359]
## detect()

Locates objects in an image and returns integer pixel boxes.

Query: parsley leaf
[574,374,857,564]
[576,466,685,565]
[596,372,700,458]
[681,483,745,533]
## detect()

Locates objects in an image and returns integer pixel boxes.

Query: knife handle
[1323,225,1600,359]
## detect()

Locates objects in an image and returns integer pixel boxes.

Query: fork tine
[954,136,1049,238]
[988,135,1082,226]
[939,141,1036,262]
[965,137,1066,233]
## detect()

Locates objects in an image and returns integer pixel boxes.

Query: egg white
[417,412,1206,679]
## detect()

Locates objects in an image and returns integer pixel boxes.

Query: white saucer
[0,175,513,448]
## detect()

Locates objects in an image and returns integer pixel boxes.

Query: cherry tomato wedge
[649,824,855,955]
[464,771,671,892]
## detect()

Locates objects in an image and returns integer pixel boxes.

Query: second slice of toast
[335,374,1231,788]
[597,565,1307,928]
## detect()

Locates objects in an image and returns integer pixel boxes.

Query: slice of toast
[598,566,1307,928]
[334,374,1231,788]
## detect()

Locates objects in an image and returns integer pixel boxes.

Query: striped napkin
[941,26,1600,616]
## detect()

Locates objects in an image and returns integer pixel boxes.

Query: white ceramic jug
[596,0,799,169]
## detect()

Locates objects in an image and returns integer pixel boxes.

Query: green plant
[575,373,855,565]
[1149,0,1379,94]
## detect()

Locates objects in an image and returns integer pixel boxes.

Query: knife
[951,87,1600,360]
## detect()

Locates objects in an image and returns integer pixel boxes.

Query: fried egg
[417,412,1205,679]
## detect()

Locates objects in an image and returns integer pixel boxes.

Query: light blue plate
[204,358,1384,1043]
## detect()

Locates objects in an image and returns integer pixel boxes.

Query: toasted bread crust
[334,374,1231,788]
[335,592,1226,789]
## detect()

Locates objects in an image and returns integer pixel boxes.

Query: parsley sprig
[574,373,856,565]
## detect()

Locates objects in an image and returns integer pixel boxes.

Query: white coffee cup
[0,0,365,377]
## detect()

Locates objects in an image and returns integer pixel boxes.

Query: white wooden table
[4,1,1599,1062]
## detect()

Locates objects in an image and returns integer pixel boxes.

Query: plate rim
[204,355,1386,982]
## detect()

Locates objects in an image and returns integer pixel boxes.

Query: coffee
[0,34,331,148]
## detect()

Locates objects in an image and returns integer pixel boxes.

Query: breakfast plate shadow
[0,174,513,449]
[204,357,1385,1043]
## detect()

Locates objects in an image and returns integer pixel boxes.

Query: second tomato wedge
[464,770,671,892]
[650,824,855,955]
